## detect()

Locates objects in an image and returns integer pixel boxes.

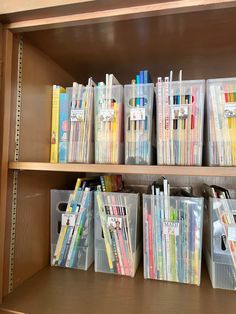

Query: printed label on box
[228,226,236,241]
[163,221,180,236]
[171,105,188,120]
[71,109,85,122]
[224,104,236,118]
[62,213,76,227]
[130,108,145,121]
[107,216,122,230]
[100,109,115,122]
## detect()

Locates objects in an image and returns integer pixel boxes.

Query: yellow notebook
[50,85,65,163]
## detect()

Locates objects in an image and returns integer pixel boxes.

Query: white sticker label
[71,109,85,122]
[130,108,145,121]
[171,105,188,120]
[228,226,236,241]
[107,216,122,230]
[163,221,179,236]
[224,104,236,118]
[100,109,115,122]
[62,213,76,227]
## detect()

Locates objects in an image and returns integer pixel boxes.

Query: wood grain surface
[22,7,236,83]
[0,30,13,302]
[8,162,236,177]
[5,0,236,32]
[15,39,74,162]
[1,265,236,314]
[3,171,78,296]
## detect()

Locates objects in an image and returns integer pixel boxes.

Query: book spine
[59,93,69,163]
[100,176,106,192]
[50,85,65,163]
[111,231,121,274]
[144,203,149,278]
[147,212,154,279]
[157,78,163,165]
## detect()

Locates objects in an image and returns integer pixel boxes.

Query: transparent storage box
[94,85,124,164]
[143,194,204,285]
[207,78,236,166]
[94,192,141,277]
[156,80,205,165]
[68,86,94,163]
[50,189,94,270]
[204,193,236,290]
[124,83,154,165]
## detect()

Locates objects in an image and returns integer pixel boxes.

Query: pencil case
[94,192,141,277]
[156,80,205,166]
[143,194,203,285]
[207,78,236,166]
[50,189,94,270]
[67,86,94,163]
[124,83,154,165]
[94,85,124,164]
[203,193,236,290]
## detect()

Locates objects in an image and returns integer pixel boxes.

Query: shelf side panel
[4,171,78,293]
[0,29,13,302]
[16,38,74,162]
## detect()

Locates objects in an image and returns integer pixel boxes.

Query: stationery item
[207,78,236,166]
[51,181,94,270]
[94,191,141,277]
[59,90,71,163]
[50,85,65,163]
[125,70,154,165]
[94,74,123,164]
[156,71,205,165]
[143,179,203,285]
[68,78,94,163]
[203,185,236,290]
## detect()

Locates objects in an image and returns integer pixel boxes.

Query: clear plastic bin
[50,189,94,270]
[124,83,154,165]
[67,86,94,163]
[156,80,205,165]
[94,85,124,164]
[143,194,203,285]
[207,78,236,166]
[94,192,141,277]
[204,193,236,290]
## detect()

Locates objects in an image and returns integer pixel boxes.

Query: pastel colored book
[59,89,71,163]
[143,179,204,285]
[207,77,236,166]
[156,71,205,166]
[95,191,141,277]
[50,85,65,163]
[125,70,154,165]
[68,78,94,163]
[94,74,124,164]
[52,180,94,270]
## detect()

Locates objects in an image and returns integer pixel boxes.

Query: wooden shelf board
[6,0,236,32]
[1,265,235,314]
[8,161,236,176]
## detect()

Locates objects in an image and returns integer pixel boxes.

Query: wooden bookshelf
[8,162,236,177]
[1,0,236,309]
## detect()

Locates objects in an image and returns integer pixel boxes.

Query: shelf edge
[8,162,236,176]
[5,0,236,32]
